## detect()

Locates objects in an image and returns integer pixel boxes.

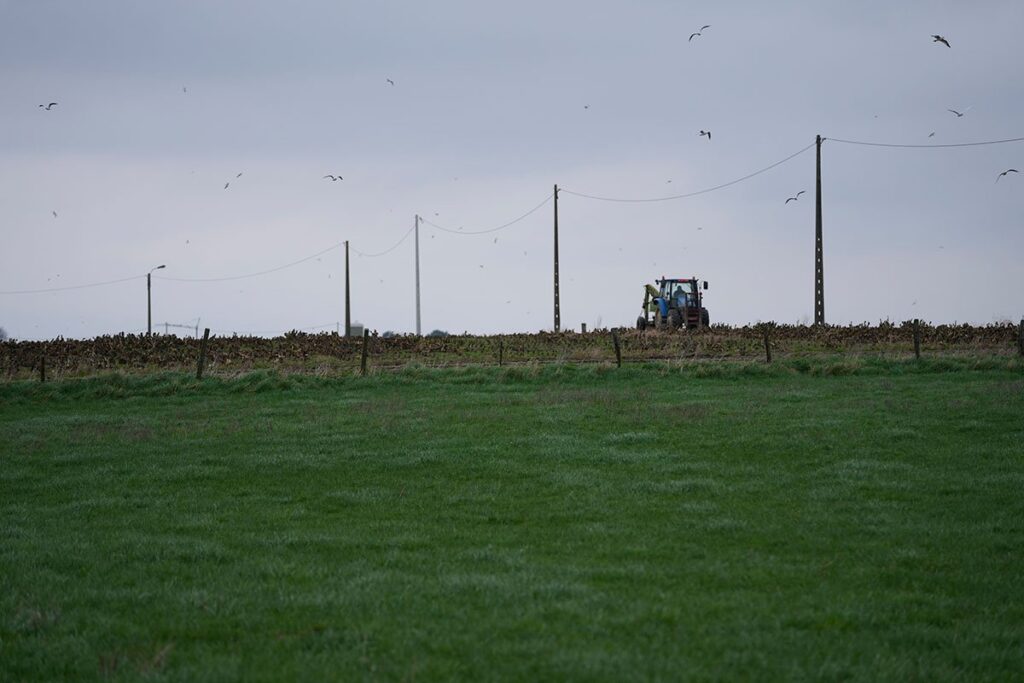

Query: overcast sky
[1,1,1022,339]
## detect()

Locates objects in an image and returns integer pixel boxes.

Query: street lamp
[147,264,166,336]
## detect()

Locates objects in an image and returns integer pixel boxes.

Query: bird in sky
[996,169,1018,182]
[386,78,395,86]
[38,102,58,110]
[928,132,936,137]
[493,238,498,243]
[584,104,589,109]
[689,25,711,42]
[785,191,806,204]
[947,109,965,118]
[223,182,230,189]
[52,211,57,218]
[323,175,343,181]
[236,172,243,178]
[182,86,187,93]
[698,130,711,140]
[932,35,951,48]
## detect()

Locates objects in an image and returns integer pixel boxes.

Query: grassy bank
[2,363,1023,680]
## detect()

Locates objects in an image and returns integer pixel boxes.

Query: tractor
[636,277,709,330]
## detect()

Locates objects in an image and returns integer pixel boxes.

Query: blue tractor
[636,277,709,330]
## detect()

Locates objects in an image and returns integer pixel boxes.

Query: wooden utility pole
[147,272,153,336]
[414,214,421,336]
[344,240,351,337]
[814,135,825,326]
[553,184,561,333]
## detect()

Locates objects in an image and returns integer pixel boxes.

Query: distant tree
[427,329,449,338]
[382,330,397,338]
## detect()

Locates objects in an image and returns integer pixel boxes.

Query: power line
[351,225,416,258]
[0,274,144,295]
[560,142,816,203]
[420,193,553,235]
[156,241,345,282]
[826,135,1024,149]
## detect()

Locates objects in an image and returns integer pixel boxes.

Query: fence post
[39,355,46,383]
[611,330,622,368]
[1018,319,1023,357]
[360,329,370,376]
[196,328,210,379]
[498,338,504,367]
[913,319,921,360]
[581,323,587,333]
[763,324,773,363]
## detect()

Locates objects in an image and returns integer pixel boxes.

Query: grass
[2,360,1023,681]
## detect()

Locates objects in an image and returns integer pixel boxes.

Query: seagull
[689,25,710,42]
[932,35,951,48]
[947,109,964,118]
[52,211,58,218]
[224,182,230,189]
[323,174,343,181]
[785,190,806,204]
[38,102,58,110]
[928,132,936,138]
[698,130,711,140]
[584,104,589,109]
[386,78,395,86]
[996,169,1018,182]
[493,238,498,243]
[182,86,187,94]
[236,172,243,178]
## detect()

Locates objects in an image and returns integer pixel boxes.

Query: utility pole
[553,184,561,333]
[146,264,165,337]
[344,240,351,336]
[814,135,825,326]
[414,214,421,335]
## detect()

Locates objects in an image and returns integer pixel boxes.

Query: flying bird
[323,174,343,181]
[698,130,711,140]
[932,35,951,48]
[947,109,964,118]
[996,169,1018,182]
[224,182,230,189]
[928,132,936,138]
[52,211,58,218]
[386,78,395,86]
[236,172,243,178]
[785,191,806,204]
[689,25,711,42]
[583,104,589,109]
[38,102,58,110]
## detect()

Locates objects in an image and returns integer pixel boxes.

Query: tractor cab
[637,277,709,330]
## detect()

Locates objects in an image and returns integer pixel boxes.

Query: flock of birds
[34,28,1019,222]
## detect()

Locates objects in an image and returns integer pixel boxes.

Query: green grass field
[2,360,1023,681]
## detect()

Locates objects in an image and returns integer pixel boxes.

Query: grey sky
[2,1,1022,339]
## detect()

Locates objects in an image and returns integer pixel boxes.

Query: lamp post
[147,264,166,336]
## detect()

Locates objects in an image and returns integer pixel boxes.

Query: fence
[2,321,1021,381]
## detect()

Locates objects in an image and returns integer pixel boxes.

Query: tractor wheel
[668,309,683,329]
[701,309,710,327]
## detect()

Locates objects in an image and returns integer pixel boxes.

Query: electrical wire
[560,142,817,203]
[0,274,145,295]
[155,241,346,282]
[351,225,416,258]
[826,135,1024,149]
[420,192,553,235]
